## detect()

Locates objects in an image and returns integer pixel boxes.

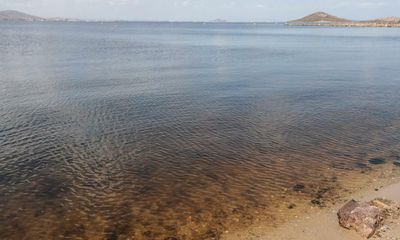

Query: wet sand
[223,163,400,240]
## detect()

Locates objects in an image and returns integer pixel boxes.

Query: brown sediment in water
[0,100,399,240]
[1,87,400,240]
[2,139,400,240]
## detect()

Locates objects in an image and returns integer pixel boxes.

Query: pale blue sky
[1,0,399,21]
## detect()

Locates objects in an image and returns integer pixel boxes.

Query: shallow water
[1,22,400,240]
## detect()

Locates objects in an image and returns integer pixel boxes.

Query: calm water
[1,22,400,240]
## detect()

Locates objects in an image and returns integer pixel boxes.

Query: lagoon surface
[1,22,400,240]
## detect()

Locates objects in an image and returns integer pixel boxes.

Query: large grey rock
[337,200,384,238]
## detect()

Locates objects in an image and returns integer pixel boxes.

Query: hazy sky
[1,0,399,21]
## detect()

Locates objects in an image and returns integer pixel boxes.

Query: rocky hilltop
[289,11,400,27]
[289,11,351,23]
[0,10,44,21]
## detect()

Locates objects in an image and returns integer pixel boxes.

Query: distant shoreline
[2,10,400,28]
[287,22,400,28]
[1,20,399,28]
[0,20,284,24]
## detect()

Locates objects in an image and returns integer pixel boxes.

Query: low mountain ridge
[0,10,44,21]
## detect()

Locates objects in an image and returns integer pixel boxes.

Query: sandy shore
[223,164,400,240]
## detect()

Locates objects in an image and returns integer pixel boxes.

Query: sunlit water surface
[1,22,400,240]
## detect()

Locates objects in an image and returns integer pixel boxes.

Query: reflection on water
[1,22,400,239]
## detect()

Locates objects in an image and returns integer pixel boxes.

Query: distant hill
[288,11,399,27]
[0,10,44,21]
[289,11,351,23]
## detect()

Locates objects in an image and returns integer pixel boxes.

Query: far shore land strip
[288,12,400,28]
[288,21,400,28]
[1,10,400,28]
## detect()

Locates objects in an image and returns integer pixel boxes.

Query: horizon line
[1,9,399,24]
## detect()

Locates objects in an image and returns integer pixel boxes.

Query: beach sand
[223,165,400,240]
